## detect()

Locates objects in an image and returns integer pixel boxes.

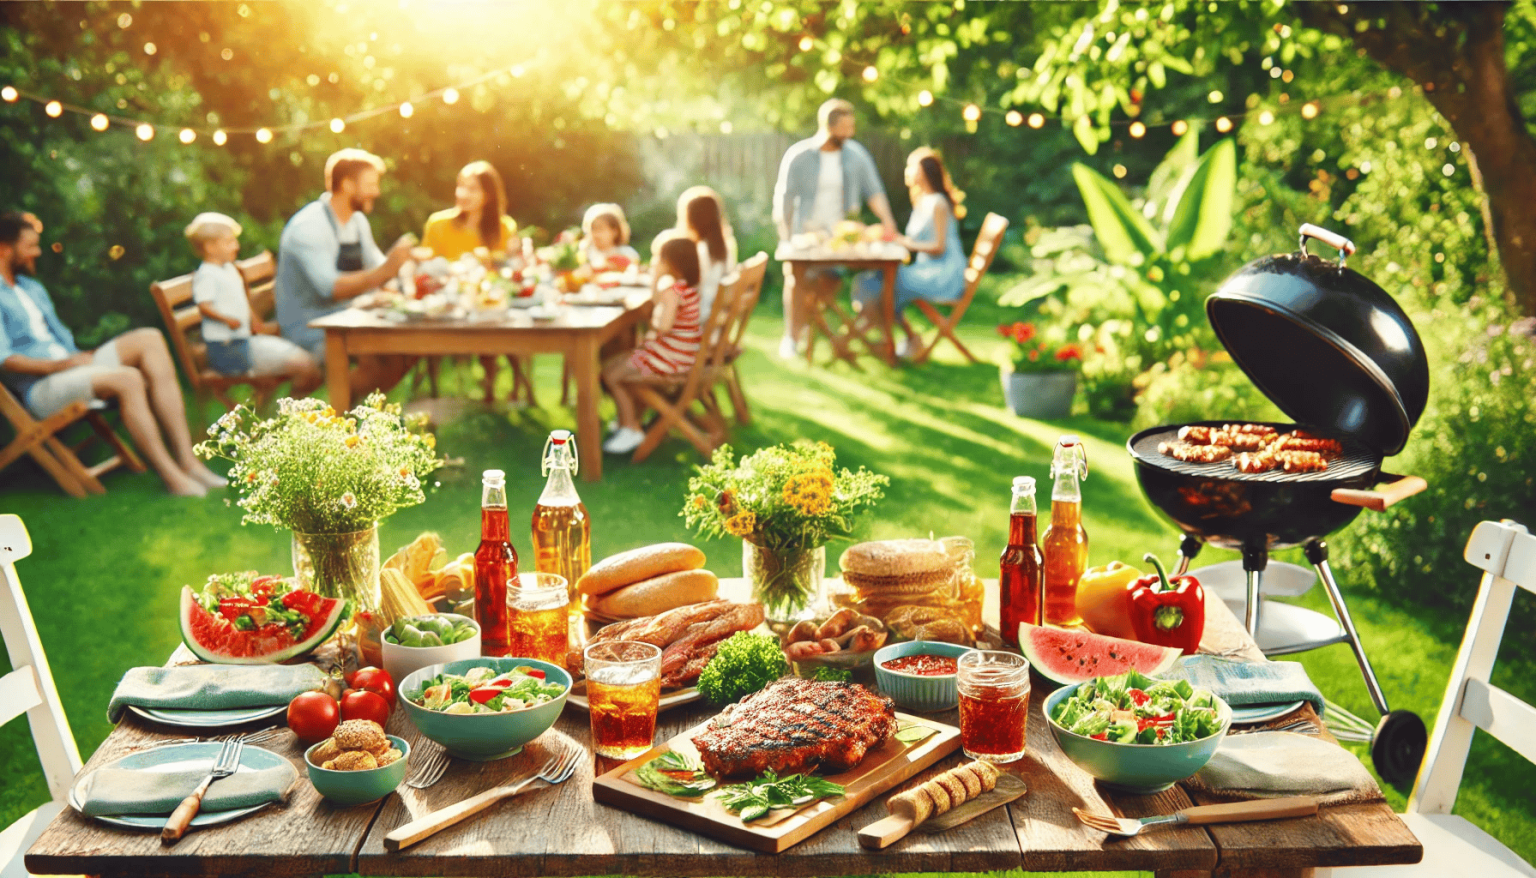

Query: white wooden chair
[0,514,82,878]
[1320,518,1536,877]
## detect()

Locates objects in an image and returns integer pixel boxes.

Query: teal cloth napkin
[1184,732,1384,805]
[1169,655,1326,717]
[107,664,327,722]
[77,762,297,817]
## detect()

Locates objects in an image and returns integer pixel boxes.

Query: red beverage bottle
[474,469,518,657]
[1000,476,1044,648]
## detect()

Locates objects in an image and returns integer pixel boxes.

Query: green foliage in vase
[195,394,443,534]
[680,442,888,553]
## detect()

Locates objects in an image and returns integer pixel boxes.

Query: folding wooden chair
[715,253,769,425]
[803,275,870,370]
[0,514,85,877]
[909,212,1010,365]
[1317,518,1536,877]
[0,384,144,498]
[150,254,285,430]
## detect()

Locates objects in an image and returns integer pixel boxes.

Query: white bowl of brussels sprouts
[382,614,481,691]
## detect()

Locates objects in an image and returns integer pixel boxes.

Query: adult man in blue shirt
[275,148,413,399]
[0,211,225,496]
[772,98,899,358]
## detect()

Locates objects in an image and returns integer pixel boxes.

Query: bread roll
[592,569,718,617]
[577,543,706,596]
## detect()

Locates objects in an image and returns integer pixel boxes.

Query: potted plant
[196,394,443,614]
[998,321,1085,419]
[681,442,889,625]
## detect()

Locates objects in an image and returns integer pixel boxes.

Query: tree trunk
[1300,2,1536,315]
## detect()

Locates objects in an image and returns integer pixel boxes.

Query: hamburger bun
[577,543,706,596]
[839,539,952,578]
[592,569,719,618]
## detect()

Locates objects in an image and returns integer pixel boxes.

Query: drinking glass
[507,572,569,666]
[956,650,1032,763]
[584,641,663,760]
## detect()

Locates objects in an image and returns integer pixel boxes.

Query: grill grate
[1130,425,1380,483]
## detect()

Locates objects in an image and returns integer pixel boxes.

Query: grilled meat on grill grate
[691,678,898,778]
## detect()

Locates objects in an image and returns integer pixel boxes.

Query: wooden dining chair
[0,514,84,878]
[150,254,286,430]
[713,252,768,426]
[0,384,144,497]
[908,211,1010,365]
[1316,518,1536,877]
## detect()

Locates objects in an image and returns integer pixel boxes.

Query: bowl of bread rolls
[576,543,719,623]
[838,539,977,646]
[304,720,410,806]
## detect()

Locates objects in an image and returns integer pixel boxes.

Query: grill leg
[1240,544,1268,637]
[1305,539,1392,717]
[1173,534,1204,577]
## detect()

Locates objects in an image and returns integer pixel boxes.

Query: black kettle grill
[1127,224,1430,783]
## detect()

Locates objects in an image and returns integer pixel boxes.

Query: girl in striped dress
[601,230,703,454]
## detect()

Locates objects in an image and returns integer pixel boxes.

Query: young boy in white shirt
[186,213,321,395]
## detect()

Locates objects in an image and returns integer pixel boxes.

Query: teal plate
[1229,700,1306,725]
[128,704,286,728]
[68,743,288,830]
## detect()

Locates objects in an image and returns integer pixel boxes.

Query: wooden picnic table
[27,578,1420,878]
[775,243,907,367]
[309,289,654,482]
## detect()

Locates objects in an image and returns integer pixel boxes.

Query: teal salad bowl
[305,735,410,806]
[399,657,571,761]
[872,641,972,712]
[1044,682,1231,794]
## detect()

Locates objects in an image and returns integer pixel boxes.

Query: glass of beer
[507,572,569,667]
[956,650,1031,763]
[584,641,663,760]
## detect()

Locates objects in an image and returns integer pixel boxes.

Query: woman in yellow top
[421,161,517,258]
[421,161,527,403]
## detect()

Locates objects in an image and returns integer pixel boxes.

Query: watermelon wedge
[180,575,347,665]
[1020,623,1181,685]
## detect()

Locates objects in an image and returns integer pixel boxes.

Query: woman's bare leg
[110,328,222,486]
[91,367,204,496]
[601,354,641,430]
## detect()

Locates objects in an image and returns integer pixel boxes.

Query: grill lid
[1205,224,1428,456]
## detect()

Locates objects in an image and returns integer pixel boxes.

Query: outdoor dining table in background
[26,577,1420,878]
[309,289,653,482]
[776,241,908,368]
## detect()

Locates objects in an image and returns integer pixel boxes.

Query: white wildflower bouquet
[196,394,443,534]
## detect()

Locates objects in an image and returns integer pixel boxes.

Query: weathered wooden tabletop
[27,579,1420,878]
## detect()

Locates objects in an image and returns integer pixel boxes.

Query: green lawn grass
[2,276,1532,874]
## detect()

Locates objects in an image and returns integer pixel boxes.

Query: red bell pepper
[1128,553,1206,655]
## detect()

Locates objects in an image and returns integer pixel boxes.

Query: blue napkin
[77,762,297,817]
[1167,655,1326,718]
[107,663,327,723]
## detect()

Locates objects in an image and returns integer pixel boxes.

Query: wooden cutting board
[591,712,961,853]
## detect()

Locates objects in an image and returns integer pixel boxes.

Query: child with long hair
[600,230,702,454]
[581,203,641,270]
[676,186,737,319]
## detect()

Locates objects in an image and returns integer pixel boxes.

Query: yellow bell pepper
[1075,560,1142,640]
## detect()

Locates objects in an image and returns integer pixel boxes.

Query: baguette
[592,569,719,618]
[887,761,1000,826]
[577,543,706,597]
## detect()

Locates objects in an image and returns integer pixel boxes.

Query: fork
[405,744,451,789]
[162,739,244,843]
[1231,719,1319,736]
[1073,796,1320,838]
[146,724,283,750]
[384,745,580,851]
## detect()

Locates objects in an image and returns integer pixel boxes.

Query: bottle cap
[548,429,572,445]
[1012,476,1036,492]
[482,469,506,484]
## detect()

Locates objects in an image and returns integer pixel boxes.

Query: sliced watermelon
[1020,622,1181,686]
[180,584,346,665]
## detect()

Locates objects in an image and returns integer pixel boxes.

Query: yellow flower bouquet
[681,442,888,622]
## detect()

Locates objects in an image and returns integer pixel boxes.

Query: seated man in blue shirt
[275,148,413,399]
[0,211,225,497]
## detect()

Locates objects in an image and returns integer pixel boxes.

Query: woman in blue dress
[853,147,965,358]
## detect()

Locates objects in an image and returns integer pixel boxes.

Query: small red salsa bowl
[873,641,971,712]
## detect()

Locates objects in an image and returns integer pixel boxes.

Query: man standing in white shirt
[772,99,899,358]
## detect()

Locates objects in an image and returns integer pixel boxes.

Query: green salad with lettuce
[412,666,566,715]
[1050,670,1224,745]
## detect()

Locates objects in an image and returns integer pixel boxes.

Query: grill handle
[1331,473,1426,511]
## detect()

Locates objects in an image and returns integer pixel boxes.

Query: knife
[858,773,1027,849]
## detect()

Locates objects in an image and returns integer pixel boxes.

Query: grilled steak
[691,678,897,778]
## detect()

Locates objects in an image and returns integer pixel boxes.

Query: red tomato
[281,589,322,615]
[1128,688,1150,706]
[218,596,257,622]
[249,575,279,597]
[345,667,396,704]
[340,689,391,726]
[287,692,340,744]
[525,669,545,680]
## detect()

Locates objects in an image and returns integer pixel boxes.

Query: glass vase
[291,526,382,615]
[743,541,825,625]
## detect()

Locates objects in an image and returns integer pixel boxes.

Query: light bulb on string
[1,86,17,102]
[1301,101,1319,120]
[399,102,414,118]
[1005,110,1023,127]
[1215,116,1233,133]
[330,118,345,133]
[90,113,109,131]
[1171,119,1189,136]
[798,35,813,52]
[136,123,154,141]
[179,128,196,144]
[1258,110,1275,125]
[1027,113,1044,129]
[862,66,877,83]
[143,42,157,55]
[1129,120,1146,138]
[442,87,460,105]
[962,103,981,123]
[45,100,63,118]
[917,90,933,107]
[255,127,273,143]
[212,129,227,145]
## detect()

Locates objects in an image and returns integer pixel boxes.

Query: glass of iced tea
[507,572,570,667]
[584,640,663,760]
[956,650,1031,763]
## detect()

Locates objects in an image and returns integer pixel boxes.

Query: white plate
[69,742,287,830]
[128,704,287,729]
[1229,700,1307,725]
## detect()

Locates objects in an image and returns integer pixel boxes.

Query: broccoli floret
[697,632,788,704]
[813,665,852,683]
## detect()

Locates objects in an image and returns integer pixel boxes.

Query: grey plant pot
[1001,369,1077,419]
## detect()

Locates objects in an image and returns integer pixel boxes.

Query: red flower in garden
[997,324,1011,337]
[1011,322,1036,344]
[1055,344,1084,362]
[1028,350,1039,362]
